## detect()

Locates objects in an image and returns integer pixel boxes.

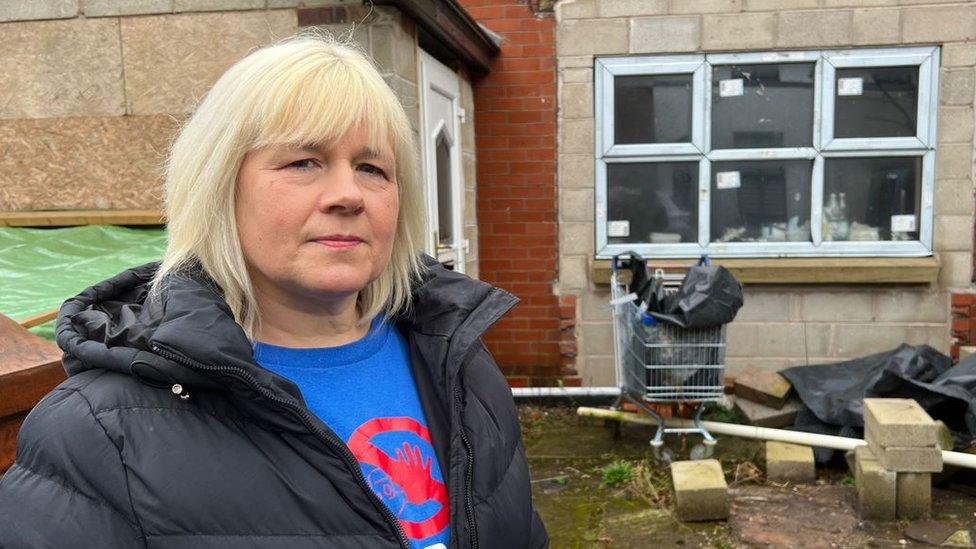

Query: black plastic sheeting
[780,344,976,463]
[614,252,744,328]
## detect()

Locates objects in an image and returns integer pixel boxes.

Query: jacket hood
[55,253,519,412]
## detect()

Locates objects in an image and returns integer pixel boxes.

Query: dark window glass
[823,157,921,241]
[607,162,699,244]
[711,63,815,149]
[710,160,812,243]
[834,66,919,138]
[614,74,693,144]
[435,131,453,247]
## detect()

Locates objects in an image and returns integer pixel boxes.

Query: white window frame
[594,46,940,259]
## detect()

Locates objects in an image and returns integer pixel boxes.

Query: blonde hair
[148,31,428,341]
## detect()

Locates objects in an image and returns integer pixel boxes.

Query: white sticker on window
[891,214,916,233]
[719,78,744,97]
[838,77,863,96]
[716,171,741,190]
[607,220,630,237]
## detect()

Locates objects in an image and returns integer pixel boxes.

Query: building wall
[460,0,579,386]
[554,0,976,385]
[0,0,480,278]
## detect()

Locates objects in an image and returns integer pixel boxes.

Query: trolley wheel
[652,445,674,465]
[690,440,717,460]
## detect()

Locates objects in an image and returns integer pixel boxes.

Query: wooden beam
[591,256,941,285]
[18,310,58,329]
[0,210,164,227]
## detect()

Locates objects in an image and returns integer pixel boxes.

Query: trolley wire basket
[609,254,728,461]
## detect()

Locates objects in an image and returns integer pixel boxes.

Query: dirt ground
[520,404,976,548]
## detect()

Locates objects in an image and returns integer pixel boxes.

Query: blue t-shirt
[252,315,449,549]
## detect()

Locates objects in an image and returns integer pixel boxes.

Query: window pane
[834,66,919,138]
[710,160,812,243]
[614,74,693,144]
[435,131,453,247]
[823,157,921,241]
[607,162,699,244]
[711,63,815,149]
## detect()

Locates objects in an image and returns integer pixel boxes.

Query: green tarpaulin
[0,225,167,341]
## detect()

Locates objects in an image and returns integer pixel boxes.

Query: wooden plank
[19,309,58,329]
[591,256,941,285]
[0,209,164,227]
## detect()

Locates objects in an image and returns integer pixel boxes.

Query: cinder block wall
[0,0,480,275]
[554,0,976,385]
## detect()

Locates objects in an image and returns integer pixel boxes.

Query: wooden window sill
[591,256,941,285]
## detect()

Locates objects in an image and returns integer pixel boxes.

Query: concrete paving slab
[734,366,792,409]
[735,397,801,428]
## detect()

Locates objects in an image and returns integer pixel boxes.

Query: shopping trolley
[609,253,728,462]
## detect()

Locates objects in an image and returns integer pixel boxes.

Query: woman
[0,33,548,549]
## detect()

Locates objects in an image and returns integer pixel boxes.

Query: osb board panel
[121,10,298,115]
[0,115,178,211]
[0,18,125,119]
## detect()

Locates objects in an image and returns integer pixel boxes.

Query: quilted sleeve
[0,383,146,549]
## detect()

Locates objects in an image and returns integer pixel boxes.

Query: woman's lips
[313,239,361,249]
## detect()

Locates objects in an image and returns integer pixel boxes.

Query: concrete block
[555,0,595,20]
[670,459,729,522]
[558,255,588,291]
[557,19,628,56]
[855,445,897,521]
[943,43,976,67]
[630,16,699,53]
[939,106,975,144]
[935,215,974,252]
[799,291,874,322]
[559,188,594,223]
[765,441,815,484]
[702,13,775,50]
[0,0,77,22]
[174,0,264,11]
[938,251,974,289]
[778,10,852,48]
[559,222,595,255]
[671,0,741,14]
[903,5,976,43]
[84,0,172,16]
[559,118,594,154]
[937,144,974,180]
[735,397,800,428]
[935,179,976,217]
[733,365,792,409]
[560,82,593,119]
[867,441,943,473]
[863,398,938,448]
[896,473,931,520]
[744,0,817,9]
[558,154,595,188]
[874,290,947,323]
[941,70,976,107]
[734,291,790,322]
[598,0,667,18]
[852,8,899,45]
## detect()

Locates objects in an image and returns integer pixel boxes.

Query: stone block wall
[554,0,976,385]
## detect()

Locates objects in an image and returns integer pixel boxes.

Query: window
[594,47,940,258]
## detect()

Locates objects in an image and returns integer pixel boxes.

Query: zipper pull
[171,383,191,401]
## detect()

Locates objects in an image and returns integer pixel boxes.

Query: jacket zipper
[150,344,410,549]
[454,386,478,549]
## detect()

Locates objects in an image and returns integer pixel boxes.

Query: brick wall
[459,0,579,387]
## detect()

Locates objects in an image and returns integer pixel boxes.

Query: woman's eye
[286,158,318,170]
[359,164,388,179]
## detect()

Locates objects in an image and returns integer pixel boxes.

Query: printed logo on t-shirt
[347,417,450,549]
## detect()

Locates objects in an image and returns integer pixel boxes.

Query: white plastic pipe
[511,386,621,398]
[577,406,976,470]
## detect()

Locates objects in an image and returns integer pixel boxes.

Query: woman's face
[235,124,399,306]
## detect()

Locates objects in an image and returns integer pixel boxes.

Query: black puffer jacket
[0,253,548,548]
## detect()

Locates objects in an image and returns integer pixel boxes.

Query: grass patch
[600,460,636,488]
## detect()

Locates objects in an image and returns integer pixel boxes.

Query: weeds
[600,460,636,488]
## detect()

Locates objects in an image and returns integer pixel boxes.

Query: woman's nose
[319,162,365,214]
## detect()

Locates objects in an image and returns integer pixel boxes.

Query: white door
[418,49,466,272]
